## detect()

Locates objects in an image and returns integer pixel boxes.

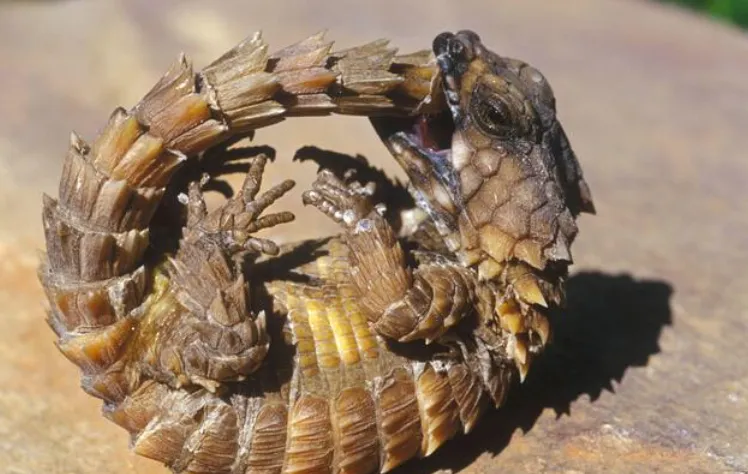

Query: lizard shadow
[404,272,674,474]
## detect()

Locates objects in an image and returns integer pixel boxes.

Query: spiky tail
[40,31,441,474]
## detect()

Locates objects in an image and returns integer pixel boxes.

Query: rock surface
[1,0,747,472]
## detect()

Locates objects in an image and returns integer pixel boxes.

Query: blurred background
[661,0,748,28]
[1,1,747,473]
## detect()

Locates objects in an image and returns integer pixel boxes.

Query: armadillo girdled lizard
[39,29,594,474]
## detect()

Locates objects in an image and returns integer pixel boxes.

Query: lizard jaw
[369,29,486,215]
[369,110,461,240]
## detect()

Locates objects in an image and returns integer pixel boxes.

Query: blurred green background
[664,0,748,28]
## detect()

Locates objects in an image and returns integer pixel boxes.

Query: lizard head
[372,30,595,276]
[372,31,596,381]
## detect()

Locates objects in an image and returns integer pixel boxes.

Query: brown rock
[1,0,747,472]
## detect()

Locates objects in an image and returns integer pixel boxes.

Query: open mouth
[367,30,474,222]
[407,110,455,153]
[370,30,468,182]
[369,108,455,182]
[369,105,462,238]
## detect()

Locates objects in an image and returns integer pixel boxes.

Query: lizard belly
[257,238,499,474]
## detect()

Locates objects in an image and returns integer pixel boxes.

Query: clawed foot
[302,169,385,229]
[179,154,295,256]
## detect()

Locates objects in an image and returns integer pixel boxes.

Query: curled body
[39,29,593,474]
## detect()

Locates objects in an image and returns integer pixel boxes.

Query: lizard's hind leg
[139,154,296,391]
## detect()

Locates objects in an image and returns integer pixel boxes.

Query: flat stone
[1,0,747,472]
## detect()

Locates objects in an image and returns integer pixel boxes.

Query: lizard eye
[471,94,516,138]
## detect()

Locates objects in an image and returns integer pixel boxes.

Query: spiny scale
[38,29,589,474]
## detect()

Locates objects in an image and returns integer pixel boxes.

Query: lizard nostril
[449,38,465,58]
[432,32,454,56]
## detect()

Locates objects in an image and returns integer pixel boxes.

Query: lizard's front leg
[303,169,481,344]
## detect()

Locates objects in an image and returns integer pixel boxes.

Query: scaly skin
[39,29,592,474]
